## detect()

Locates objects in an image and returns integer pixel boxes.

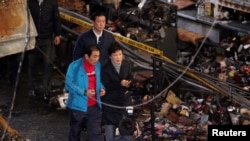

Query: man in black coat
[27,0,61,99]
[73,11,116,66]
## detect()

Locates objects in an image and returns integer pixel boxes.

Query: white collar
[38,0,44,5]
[93,29,103,37]
[93,29,103,44]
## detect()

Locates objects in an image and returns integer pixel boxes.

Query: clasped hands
[85,89,105,97]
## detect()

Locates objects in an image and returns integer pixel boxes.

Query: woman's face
[110,50,123,65]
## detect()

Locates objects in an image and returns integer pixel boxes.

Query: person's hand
[86,89,95,97]
[100,89,105,97]
[134,122,142,137]
[121,79,131,87]
[54,36,61,45]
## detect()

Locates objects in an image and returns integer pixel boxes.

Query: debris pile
[132,89,250,140]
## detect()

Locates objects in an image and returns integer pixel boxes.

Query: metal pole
[151,57,161,141]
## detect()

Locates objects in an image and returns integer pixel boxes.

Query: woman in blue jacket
[65,45,106,141]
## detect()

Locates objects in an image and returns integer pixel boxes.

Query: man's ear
[84,54,88,59]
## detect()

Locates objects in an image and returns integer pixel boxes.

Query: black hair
[90,11,107,21]
[85,44,100,57]
[108,42,123,56]
[118,118,136,136]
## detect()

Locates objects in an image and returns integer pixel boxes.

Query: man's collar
[92,28,103,37]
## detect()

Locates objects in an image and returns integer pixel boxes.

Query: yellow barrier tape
[60,12,92,29]
[113,34,162,55]
[60,12,163,56]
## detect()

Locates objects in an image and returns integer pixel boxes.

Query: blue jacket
[65,58,104,112]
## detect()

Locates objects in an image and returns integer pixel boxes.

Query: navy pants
[104,124,116,141]
[68,105,104,141]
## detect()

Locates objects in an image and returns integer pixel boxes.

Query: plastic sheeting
[0,0,37,58]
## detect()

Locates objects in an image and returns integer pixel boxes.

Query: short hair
[118,118,136,136]
[108,42,123,56]
[85,44,100,57]
[90,11,106,21]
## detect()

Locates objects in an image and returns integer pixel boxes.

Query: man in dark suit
[73,11,116,66]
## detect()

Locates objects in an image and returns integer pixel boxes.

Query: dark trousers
[27,38,54,92]
[7,53,20,87]
[68,105,104,141]
[0,53,20,87]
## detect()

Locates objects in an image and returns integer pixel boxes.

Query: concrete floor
[0,63,89,141]
[0,75,69,141]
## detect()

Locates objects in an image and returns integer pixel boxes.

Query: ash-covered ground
[0,65,88,141]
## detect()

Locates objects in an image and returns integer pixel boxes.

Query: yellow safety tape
[59,12,164,56]
[60,12,92,29]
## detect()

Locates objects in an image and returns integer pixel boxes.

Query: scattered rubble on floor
[0,114,26,141]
